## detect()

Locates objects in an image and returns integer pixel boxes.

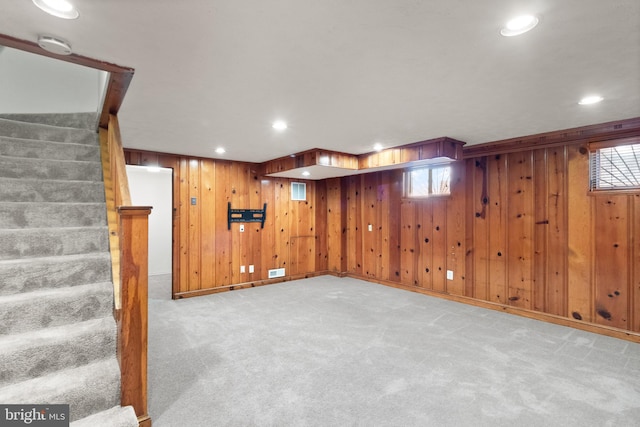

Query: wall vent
[268,268,285,278]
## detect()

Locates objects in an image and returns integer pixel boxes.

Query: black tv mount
[227,202,267,230]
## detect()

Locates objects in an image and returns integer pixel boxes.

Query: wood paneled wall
[324,137,640,336]
[125,118,640,338]
[124,150,327,297]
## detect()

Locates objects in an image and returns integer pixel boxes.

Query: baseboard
[343,273,640,344]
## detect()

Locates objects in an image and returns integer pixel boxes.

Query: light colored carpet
[148,275,640,426]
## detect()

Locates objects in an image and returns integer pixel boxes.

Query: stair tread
[0,316,114,350]
[70,405,138,427]
[0,357,121,421]
[0,281,113,304]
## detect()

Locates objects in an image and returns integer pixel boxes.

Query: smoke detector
[37,35,72,55]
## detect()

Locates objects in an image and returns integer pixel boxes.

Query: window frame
[588,138,640,194]
[403,164,452,199]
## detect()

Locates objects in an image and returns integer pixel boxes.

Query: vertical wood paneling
[200,159,216,288]
[567,145,592,323]
[470,158,488,299]
[362,174,377,278]
[593,196,629,329]
[188,160,201,290]
[488,155,508,304]
[326,178,345,273]
[400,200,417,285]
[214,162,231,286]
[274,181,290,270]
[506,151,534,309]
[431,199,446,292]
[260,178,276,277]
[418,200,433,289]
[387,171,402,282]
[533,149,548,312]
[178,158,189,292]
[346,176,362,276]
[315,179,329,272]
[445,161,465,295]
[248,168,262,281]
[546,147,567,316]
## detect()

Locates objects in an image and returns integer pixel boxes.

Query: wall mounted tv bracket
[227,202,267,230]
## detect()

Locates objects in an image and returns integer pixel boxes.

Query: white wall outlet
[368,224,373,232]
[446,270,454,280]
[240,265,245,273]
[239,224,245,232]
[249,265,254,273]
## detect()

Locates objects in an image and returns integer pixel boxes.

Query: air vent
[268,268,285,278]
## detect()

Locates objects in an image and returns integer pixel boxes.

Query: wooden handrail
[100,114,151,426]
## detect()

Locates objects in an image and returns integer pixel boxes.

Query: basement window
[404,165,451,198]
[291,182,307,201]
[589,142,640,191]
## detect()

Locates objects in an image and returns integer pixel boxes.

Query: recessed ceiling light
[373,143,384,152]
[215,147,226,154]
[33,0,79,19]
[578,95,604,105]
[301,171,311,177]
[272,120,288,131]
[501,15,539,36]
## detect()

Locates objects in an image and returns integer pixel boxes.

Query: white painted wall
[126,165,173,276]
[0,46,108,114]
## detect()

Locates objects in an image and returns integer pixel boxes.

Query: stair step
[0,226,109,260]
[0,177,105,203]
[0,155,102,181]
[0,113,98,131]
[0,357,121,422]
[0,136,101,161]
[0,118,98,145]
[0,282,114,335]
[0,202,107,229]
[0,317,116,387]
[0,253,111,296]
[71,405,138,427]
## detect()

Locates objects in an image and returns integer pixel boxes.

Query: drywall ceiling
[0,0,639,163]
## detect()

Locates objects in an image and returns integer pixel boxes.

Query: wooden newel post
[118,206,153,427]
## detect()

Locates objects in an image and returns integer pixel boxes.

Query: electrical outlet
[446,270,454,280]
[249,265,254,273]
[368,224,373,232]
[239,224,245,232]
[240,265,245,273]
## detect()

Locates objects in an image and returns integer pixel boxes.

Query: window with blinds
[589,142,640,191]
[404,165,451,198]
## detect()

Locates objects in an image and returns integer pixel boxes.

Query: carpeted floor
[147,275,640,426]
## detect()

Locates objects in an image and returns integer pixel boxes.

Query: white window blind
[590,143,640,191]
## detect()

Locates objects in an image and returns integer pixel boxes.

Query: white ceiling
[1,0,639,163]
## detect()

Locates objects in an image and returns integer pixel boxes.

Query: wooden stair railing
[100,114,152,427]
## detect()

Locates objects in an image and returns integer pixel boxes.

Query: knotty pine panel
[469,158,489,300]
[362,174,378,279]
[326,178,343,273]
[125,149,325,296]
[566,145,593,323]
[633,194,640,333]
[506,151,534,309]
[400,200,417,285]
[431,199,447,293]
[418,199,433,289]
[487,154,508,304]
[593,195,629,329]
[315,180,329,272]
[445,161,466,296]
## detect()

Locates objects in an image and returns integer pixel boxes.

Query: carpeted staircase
[0,117,138,426]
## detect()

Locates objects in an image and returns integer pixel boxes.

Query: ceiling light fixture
[272,120,288,131]
[578,95,604,105]
[215,147,226,154]
[301,171,311,177]
[32,0,79,19]
[500,15,539,36]
[37,35,73,55]
[373,143,384,152]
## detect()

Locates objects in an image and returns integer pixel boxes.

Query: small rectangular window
[590,143,640,191]
[404,165,451,198]
[291,182,307,200]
